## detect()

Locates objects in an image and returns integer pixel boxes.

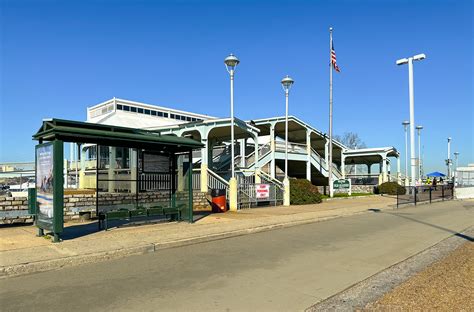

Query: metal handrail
[258,170,284,188]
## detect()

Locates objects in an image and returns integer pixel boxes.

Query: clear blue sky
[1,0,472,174]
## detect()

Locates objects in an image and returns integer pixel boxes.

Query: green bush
[290,179,322,205]
[378,182,406,195]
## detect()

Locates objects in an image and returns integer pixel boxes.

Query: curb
[0,208,377,279]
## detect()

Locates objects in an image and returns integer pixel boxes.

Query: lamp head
[396,58,409,66]
[224,53,240,72]
[413,53,426,61]
[281,75,295,92]
[416,125,423,130]
[448,137,452,142]
[402,120,410,126]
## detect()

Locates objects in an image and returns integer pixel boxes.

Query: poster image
[36,144,54,228]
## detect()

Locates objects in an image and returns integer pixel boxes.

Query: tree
[333,132,366,149]
[333,132,366,174]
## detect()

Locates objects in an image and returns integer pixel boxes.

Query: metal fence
[238,183,284,209]
[397,184,454,208]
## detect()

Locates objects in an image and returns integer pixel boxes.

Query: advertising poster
[36,143,54,230]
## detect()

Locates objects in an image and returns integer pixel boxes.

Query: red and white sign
[256,184,270,199]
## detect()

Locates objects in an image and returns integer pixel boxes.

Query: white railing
[192,170,201,190]
[207,168,229,191]
[275,141,307,154]
[244,143,271,168]
[139,173,172,190]
[258,170,284,188]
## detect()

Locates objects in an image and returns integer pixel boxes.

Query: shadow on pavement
[368,209,473,242]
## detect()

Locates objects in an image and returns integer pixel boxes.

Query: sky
[0,0,473,174]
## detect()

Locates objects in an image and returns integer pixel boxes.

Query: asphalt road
[1,200,473,312]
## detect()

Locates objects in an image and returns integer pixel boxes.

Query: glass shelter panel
[138,152,173,210]
[175,152,193,222]
[97,146,138,214]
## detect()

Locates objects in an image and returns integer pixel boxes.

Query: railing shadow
[368,209,473,242]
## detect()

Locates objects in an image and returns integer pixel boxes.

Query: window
[123,105,130,111]
[191,118,197,122]
[170,114,175,119]
[117,104,123,110]
[144,109,150,115]
[137,108,144,114]
[151,110,157,116]
[130,106,137,112]
[186,116,192,121]
[164,112,169,118]
[157,111,163,117]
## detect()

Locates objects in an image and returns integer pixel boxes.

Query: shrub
[378,182,406,195]
[290,179,322,205]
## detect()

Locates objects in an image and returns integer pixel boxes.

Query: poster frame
[35,140,64,240]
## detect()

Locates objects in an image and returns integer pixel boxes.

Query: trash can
[211,189,227,212]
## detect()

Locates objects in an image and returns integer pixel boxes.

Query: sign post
[255,184,270,200]
[333,179,351,196]
[35,140,64,242]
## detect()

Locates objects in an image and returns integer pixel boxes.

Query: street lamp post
[281,76,294,207]
[416,125,423,182]
[224,53,240,211]
[402,120,410,183]
[224,53,240,179]
[446,137,452,179]
[396,53,426,187]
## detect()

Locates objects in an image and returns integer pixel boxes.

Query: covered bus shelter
[32,118,203,242]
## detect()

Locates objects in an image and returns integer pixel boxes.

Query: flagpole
[328,27,334,198]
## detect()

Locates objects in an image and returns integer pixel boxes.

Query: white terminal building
[71,97,401,199]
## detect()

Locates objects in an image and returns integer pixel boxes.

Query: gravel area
[364,241,473,311]
[306,226,474,312]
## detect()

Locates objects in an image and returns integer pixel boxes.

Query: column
[306,130,311,181]
[177,155,184,192]
[200,138,208,192]
[397,156,401,184]
[130,148,138,194]
[341,151,346,179]
[381,154,388,183]
[240,139,246,168]
[79,145,87,188]
[253,135,261,183]
[324,139,329,173]
[270,123,276,178]
[108,147,116,192]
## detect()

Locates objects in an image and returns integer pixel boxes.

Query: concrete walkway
[0,196,395,277]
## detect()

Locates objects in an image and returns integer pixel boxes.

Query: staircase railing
[258,170,284,188]
[207,168,229,191]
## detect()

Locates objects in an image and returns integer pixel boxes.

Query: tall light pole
[416,125,423,181]
[281,76,294,179]
[446,137,452,179]
[281,76,294,207]
[396,53,426,187]
[402,120,410,181]
[224,53,240,179]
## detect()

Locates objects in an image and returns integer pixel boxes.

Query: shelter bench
[99,205,183,230]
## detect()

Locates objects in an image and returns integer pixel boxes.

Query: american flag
[331,42,340,72]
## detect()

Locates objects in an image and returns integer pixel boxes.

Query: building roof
[33,118,203,152]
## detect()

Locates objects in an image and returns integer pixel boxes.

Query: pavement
[0,195,395,278]
[0,198,472,311]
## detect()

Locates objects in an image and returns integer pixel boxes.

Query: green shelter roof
[33,118,203,151]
